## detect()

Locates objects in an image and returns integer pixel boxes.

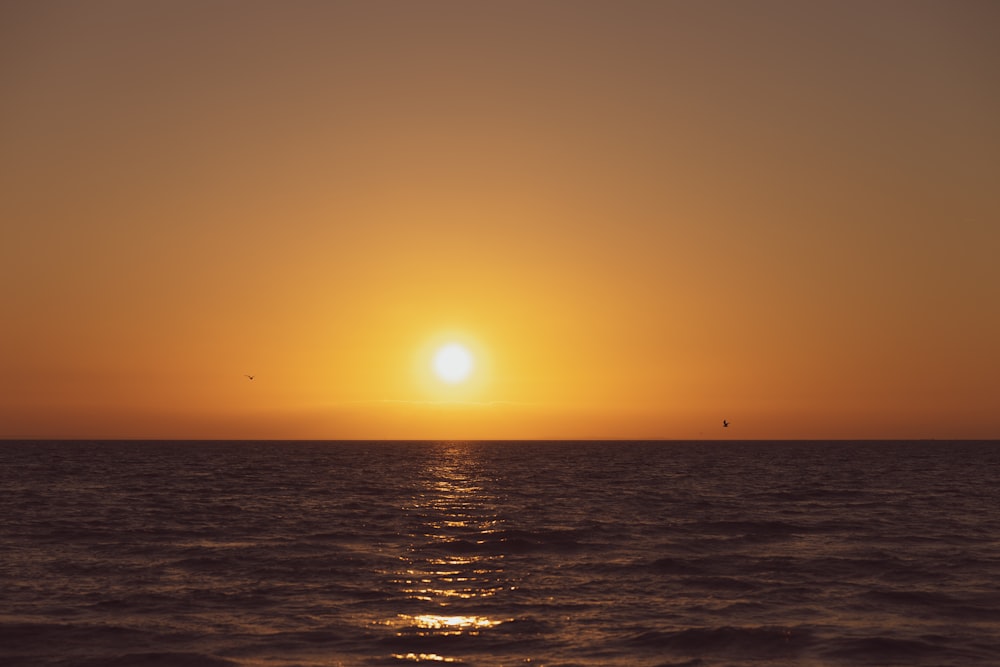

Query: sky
[2,1,998,440]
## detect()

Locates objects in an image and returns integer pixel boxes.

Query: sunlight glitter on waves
[423,518,501,531]
[427,556,488,566]
[393,613,505,635]
[397,580,504,600]
[392,653,458,663]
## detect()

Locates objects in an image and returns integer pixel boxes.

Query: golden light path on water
[383,445,511,663]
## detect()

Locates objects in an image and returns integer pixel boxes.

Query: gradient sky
[2,1,998,440]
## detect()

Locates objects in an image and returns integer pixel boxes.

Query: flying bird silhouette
[245,375,255,380]
[723,419,729,428]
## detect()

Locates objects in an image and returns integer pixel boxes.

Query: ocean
[2,440,999,666]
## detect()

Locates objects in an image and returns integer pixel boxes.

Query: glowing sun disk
[433,344,473,383]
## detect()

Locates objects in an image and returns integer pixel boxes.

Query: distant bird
[723,419,729,428]
[245,375,255,380]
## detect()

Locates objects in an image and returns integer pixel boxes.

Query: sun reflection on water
[382,444,512,662]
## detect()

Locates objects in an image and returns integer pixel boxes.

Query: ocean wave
[56,653,239,667]
[819,635,984,664]
[426,528,586,555]
[629,625,809,657]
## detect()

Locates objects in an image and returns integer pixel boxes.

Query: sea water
[2,440,999,666]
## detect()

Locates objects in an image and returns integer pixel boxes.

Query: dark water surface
[2,440,999,666]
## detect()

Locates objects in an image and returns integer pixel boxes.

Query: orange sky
[2,1,998,440]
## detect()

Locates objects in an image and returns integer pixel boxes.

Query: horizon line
[1,437,996,443]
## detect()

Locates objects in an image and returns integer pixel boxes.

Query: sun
[432,343,474,384]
